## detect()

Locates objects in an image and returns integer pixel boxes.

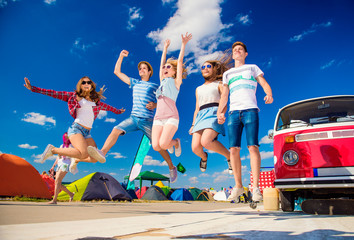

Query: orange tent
[0,153,51,199]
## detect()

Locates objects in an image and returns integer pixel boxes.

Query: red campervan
[270,95,354,211]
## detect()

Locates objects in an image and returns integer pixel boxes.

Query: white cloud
[97,110,107,119]
[320,59,335,70]
[105,118,116,123]
[109,172,117,176]
[22,112,56,126]
[33,153,56,163]
[109,152,127,159]
[259,134,274,144]
[289,21,332,42]
[212,169,233,183]
[147,0,232,71]
[189,176,198,184]
[44,0,56,5]
[199,173,210,177]
[0,0,16,8]
[260,151,273,160]
[162,0,175,4]
[70,38,97,57]
[18,144,38,150]
[144,155,168,166]
[127,7,143,30]
[237,14,252,25]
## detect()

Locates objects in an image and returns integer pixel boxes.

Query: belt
[199,102,219,111]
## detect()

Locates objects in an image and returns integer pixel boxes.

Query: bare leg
[101,128,124,155]
[158,149,174,169]
[52,134,89,159]
[230,147,243,188]
[249,145,261,188]
[49,170,70,204]
[75,138,98,163]
[151,125,163,151]
[200,129,230,159]
[191,131,207,160]
[158,124,178,150]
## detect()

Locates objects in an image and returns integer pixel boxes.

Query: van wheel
[280,190,294,212]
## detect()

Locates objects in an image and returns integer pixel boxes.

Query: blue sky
[1,0,353,190]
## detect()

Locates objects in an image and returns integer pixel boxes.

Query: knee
[200,139,212,149]
[111,128,123,137]
[248,145,259,153]
[152,142,162,151]
[159,141,170,151]
[230,147,240,155]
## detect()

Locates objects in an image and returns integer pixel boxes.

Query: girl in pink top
[151,32,192,182]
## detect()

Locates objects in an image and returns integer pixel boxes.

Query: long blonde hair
[166,57,188,79]
[75,76,106,102]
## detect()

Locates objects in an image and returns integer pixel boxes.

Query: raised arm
[114,50,131,85]
[24,77,72,102]
[99,101,125,115]
[176,32,192,89]
[217,84,229,124]
[159,39,170,81]
[256,75,273,104]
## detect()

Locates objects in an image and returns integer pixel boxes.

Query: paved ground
[1,200,354,240]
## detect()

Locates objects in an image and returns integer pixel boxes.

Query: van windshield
[276,96,354,130]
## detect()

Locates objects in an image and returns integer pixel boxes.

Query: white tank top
[74,98,96,128]
[196,81,221,107]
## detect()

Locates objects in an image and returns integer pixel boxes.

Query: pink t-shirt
[154,96,179,120]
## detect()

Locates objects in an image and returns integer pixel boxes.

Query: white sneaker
[40,144,54,163]
[227,187,244,201]
[175,138,182,157]
[87,146,106,163]
[252,187,263,202]
[69,161,78,174]
[169,166,178,183]
[227,160,233,175]
[167,146,174,154]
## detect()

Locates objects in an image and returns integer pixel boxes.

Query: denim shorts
[67,122,92,139]
[114,115,153,141]
[228,108,259,148]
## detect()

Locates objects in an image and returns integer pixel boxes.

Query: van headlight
[283,150,299,165]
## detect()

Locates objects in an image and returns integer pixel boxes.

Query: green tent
[124,171,170,195]
[188,187,203,200]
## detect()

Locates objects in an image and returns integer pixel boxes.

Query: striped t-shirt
[130,78,159,119]
[222,64,263,111]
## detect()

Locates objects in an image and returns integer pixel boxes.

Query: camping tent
[170,188,194,201]
[188,188,203,200]
[141,185,167,200]
[41,174,55,196]
[196,191,214,201]
[135,186,149,199]
[0,154,51,199]
[213,190,230,201]
[58,172,131,201]
[125,171,170,195]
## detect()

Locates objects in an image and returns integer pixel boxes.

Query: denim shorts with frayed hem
[68,122,92,139]
[227,108,259,148]
[114,115,153,141]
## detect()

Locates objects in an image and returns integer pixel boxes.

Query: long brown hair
[75,76,106,102]
[203,49,233,82]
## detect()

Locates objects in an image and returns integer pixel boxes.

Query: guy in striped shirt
[217,41,273,202]
[88,50,178,183]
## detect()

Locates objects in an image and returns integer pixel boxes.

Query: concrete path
[1,201,353,240]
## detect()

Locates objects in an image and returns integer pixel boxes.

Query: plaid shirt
[31,86,122,119]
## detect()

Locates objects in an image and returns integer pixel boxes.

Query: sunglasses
[82,80,92,85]
[162,65,172,70]
[201,64,212,70]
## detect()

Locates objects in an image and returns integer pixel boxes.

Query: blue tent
[169,188,194,201]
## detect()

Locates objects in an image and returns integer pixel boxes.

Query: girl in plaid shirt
[24,76,125,171]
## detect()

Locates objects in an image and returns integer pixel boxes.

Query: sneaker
[69,160,78,174]
[175,138,182,157]
[227,160,233,175]
[199,152,208,172]
[252,187,263,202]
[169,166,178,183]
[40,144,54,163]
[87,146,106,163]
[167,146,174,154]
[227,187,244,201]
